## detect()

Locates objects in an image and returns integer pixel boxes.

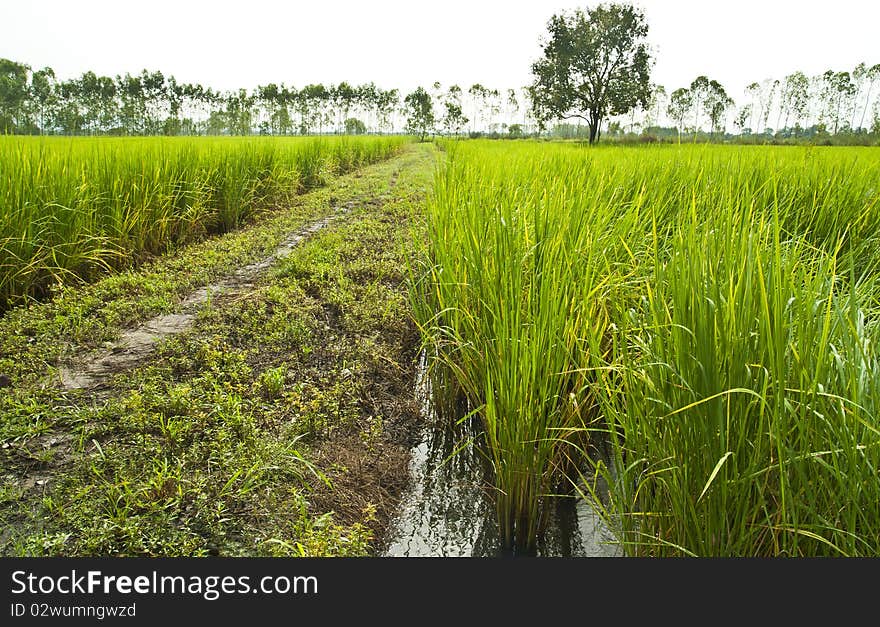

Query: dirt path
[0,144,436,556]
[59,208,351,394]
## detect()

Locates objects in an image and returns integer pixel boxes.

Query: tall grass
[413,140,880,555]
[0,135,405,308]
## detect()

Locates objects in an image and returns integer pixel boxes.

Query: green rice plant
[413,139,880,556]
[592,175,880,557]
[412,143,626,553]
[0,135,406,309]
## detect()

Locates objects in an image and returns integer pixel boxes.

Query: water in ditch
[384,354,621,557]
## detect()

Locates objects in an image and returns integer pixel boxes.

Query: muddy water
[384,355,621,557]
[58,212,344,393]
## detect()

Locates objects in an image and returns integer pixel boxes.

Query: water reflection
[384,354,621,557]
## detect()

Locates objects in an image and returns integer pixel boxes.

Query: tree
[467,83,489,133]
[441,101,468,136]
[780,71,810,134]
[746,79,777,135]
[872,100,880,135]
[667,87,692,143]
[853,63,880,131]
[644,84,666,129]
[29,67,57,133]
[441,84,468,136]
[0,58,31,132]
[344,117,366,134]
[225,89,255,135]
[733,105,752,135]
[818,70,856,134]
[703,79,733,137]
[404,87,434,141]
[332,82,356,133]
[505,88,519,127]
[528,3,652,144]
[374,88,398,133]
[688,76,710,139]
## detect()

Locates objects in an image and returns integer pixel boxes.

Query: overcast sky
[2,0,878,100]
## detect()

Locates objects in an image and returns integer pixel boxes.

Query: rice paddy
[0,135,405,308]
[3,134,879,558]
[412,140,880,556]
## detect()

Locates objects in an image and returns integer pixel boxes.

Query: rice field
[0,135,405,308]
[412,140,880,556]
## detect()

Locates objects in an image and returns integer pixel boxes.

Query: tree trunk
[859,81,875,131]
[588,112,601,144]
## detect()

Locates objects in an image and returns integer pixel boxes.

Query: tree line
[0,58,407,135]
[643,64,880,141]
[2,49,877,141]
[0,58,539,137]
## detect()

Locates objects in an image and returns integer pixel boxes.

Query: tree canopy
[404,87,434,142]
[528,3,652,143]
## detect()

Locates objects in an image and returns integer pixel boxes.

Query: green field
[2,136,880,557]
[413,141,880,556]
[1,136,405,308]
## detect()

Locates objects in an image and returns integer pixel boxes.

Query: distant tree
[644,84,666,129]
[528,3,652,144]
[467,83,489,133]
[703,79,733,137]
[853,63,880,131]
[688,76,710,138]
[332,82,356,133]
[205,110,226,135]
[439,85,467,136]
[344,117,366,134]
[667,87,692,143]
[0,58,31,132]
[374,88,399,133]
[872,100,880,135]
[734,104,752,135]
[29,66,56,133]
[297,84,327,134]
[484,88,501,132]
[431,81,444,124]
[225,89,255,135]
[745,80,778,135]
[820,70,856,134]
[441,101,468,136]
[780,71,810,133]
[404,87,434,141]
[356,82,378,131]
[505,88,519,126]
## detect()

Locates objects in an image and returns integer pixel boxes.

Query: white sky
[2,0,878,102]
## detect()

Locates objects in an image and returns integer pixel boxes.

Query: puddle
[58,213,342,393]
[384,354,621,557]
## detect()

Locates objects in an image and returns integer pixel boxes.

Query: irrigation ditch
[383,353,620,557]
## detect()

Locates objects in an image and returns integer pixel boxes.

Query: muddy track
[5,212,352,505]
[58,202,361,396]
